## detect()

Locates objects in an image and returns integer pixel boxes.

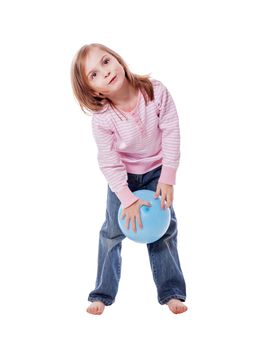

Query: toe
[167,300,188,314]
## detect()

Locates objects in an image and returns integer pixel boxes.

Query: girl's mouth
[109,75,117,84]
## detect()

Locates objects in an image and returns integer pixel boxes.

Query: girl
[70,43,187,315]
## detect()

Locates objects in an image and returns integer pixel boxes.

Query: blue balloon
[117,189,171,244]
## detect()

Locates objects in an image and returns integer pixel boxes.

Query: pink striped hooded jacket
[91,79,180,209]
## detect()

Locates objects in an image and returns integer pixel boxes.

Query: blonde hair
[70,43,155,115]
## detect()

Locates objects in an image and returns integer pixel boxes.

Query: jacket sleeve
[156,82,181,185]
[91,115,139,208]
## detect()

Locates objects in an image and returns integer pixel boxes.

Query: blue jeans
[88,165,186,305]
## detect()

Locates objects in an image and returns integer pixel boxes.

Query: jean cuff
[88,296,114,306]
[159,294,186,305]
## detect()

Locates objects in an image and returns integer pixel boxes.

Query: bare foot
[86,301,105,315]
[167,299,188,314]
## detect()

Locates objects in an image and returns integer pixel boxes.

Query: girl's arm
[91,115,138,209]
[156,81,181,186]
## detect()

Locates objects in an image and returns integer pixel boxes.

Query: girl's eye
[90,58,110,79]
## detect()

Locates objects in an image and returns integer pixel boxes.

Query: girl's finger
[166,193,173,209]
[136,212,143,230]
[125,217,130,230]
[161,194,166,209]
[154,187,161,198]
[131,215,137,233]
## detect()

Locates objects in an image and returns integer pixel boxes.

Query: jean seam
[149,249,159,287]
[118,250,121,280]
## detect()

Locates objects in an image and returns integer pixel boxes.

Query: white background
[0,0,279,349]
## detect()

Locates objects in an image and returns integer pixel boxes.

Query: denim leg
[146,205,186,305]
[88,165,186,306]
[140,166,187,305]
[88,186,126,306]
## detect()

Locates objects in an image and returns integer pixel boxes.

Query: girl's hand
[121,199,152,233]
[154,182,174,209]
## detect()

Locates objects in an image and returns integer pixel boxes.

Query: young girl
[71,43,187,315]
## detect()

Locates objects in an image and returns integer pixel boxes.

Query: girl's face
[84,47,125,97]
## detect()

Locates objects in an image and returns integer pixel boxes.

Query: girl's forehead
[87,47,108,60]
[85,48,110,65]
